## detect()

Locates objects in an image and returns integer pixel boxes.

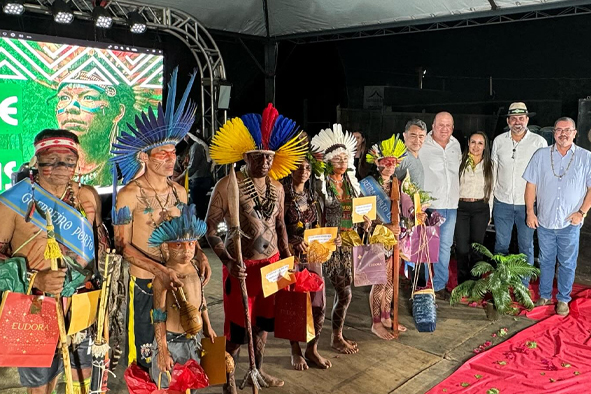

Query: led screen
[0,30,164,191]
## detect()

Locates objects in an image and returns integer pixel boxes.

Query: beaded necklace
[550,144,576,179]
[136,179,183,228]
[239,167,277,221]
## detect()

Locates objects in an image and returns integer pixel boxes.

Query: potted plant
[450,244,540,320]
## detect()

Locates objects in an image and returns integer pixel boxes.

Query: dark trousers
[455,200,490,284]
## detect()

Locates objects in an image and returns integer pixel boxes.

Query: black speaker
[577,97,591,150]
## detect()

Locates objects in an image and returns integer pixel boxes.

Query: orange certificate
[352,195,377,223]
[260,256,296,298]
[304,227,338,252]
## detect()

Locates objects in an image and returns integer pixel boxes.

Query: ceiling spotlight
[127,11,146,34]
[93,5,112,29]
[52,0,74,24]
[2,0,25,15]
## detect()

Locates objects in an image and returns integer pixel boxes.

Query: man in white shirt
[491,102,547,285]
[420,112,462,299]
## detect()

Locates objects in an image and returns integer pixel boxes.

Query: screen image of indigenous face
[55,77,127,185]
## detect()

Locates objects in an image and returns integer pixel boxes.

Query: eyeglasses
[554,128,575,134]
[330,157,348,164]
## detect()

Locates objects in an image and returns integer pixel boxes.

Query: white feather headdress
[311,124,357,165]
[310,124,360,198]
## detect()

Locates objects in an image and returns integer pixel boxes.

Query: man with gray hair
[523,117,591,316]
[395,118,427,188]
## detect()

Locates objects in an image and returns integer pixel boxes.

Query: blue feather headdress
[110,67,197,184]
[148,204,207,247]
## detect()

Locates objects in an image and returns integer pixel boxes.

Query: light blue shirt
[522,144,591,229]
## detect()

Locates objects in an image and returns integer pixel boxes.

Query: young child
[148,204,216,387]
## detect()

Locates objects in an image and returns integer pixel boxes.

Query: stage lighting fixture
[52,0,74,24]
[2,0,25,15]
[127,11,147,34]
[93,5,112,29]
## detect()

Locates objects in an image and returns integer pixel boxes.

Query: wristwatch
[578,209,587,218]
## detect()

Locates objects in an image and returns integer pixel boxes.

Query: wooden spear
[227,167,267,393]
[44,213,74,394]
[390,178,401,339]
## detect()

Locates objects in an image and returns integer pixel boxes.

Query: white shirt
[460,161,486,199]
[491,130,548,205]
[420,132,462,209]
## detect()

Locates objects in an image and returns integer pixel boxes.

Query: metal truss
[286,4,591,44]
[23,0,227,138]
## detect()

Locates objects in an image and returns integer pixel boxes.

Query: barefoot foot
[342,335,358,348]
[305,347,332,369]
[291,354,309,371]
[331,335,358,354]
[259,370,284,387]
[371,323,396,340]
[381,317,393,329]
[223,374,237,394]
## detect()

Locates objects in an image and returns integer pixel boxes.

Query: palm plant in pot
[450,244,540,320]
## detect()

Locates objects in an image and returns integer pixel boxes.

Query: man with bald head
[419,112,462,299]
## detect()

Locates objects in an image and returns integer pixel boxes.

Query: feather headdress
[310,124,357,165]
[209,103,307,180]
[310,124,360,197]
[110,68,197,184]
[148,204,207,247]
[366,134,407,164]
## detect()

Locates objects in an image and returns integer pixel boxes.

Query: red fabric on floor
[426,285,591,394]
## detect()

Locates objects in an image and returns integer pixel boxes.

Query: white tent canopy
[141,0,584,38]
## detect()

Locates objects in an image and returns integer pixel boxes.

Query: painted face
[377,157,398,177]
[432,113,454,144]
[403,125,427,153]
[507,115,529,135]
[56,85,110,135]
[330,152,349,175]
[468,134,486,157]
[36,147,78,186]
[293,160,311,184]
[146,144,176,177]
[353,132,364,150]
[166,240,196,264]
[245,151,274,178]
[553,120,577,150]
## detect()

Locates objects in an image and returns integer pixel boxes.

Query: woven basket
[412,288,436,332]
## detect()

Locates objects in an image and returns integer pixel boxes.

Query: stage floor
[1,248,590,394]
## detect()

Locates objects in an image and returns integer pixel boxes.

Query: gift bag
[411,263,436,332]
[0,291,60,367]
[274,290,315,343]
[124,363,157,394]
[400,225,440,264]
[353,243,387,287]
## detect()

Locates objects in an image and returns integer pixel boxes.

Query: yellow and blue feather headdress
[209,103,307,180]
[110,67,197,184]
[148,204,207,247]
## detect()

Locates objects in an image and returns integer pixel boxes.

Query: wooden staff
[227,167,267,393]
[90,250,118,393]
[390,178,401,339]
[44,213,74,394]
